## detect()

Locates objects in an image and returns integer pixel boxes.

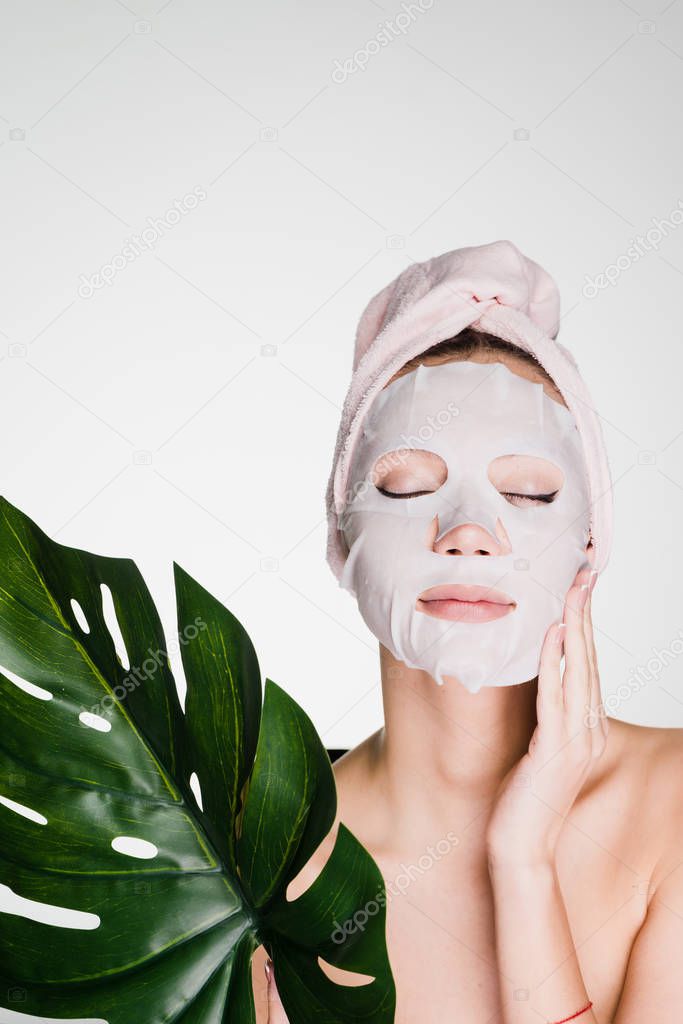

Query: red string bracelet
[550,1000,593,1024]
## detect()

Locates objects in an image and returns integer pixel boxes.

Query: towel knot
[353,239,560,371]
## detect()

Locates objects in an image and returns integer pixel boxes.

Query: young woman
[252,242,683,1023]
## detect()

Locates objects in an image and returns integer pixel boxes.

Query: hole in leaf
[317,955,375,986]
[189,772,203,811]
[0,883,100,930]
[0,663,52,701]
[111,836,158,860]
[0,795,47,825]
[0,1010,106,1023]
[285,847,328,902]
[70,598,90,634]
[78,712,112,733]
[100,583,130,671]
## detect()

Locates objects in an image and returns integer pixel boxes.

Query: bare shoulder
[603,715,683,793]
[595,719,683,1015]
[592,715,683,802]
[588,716,683,887]
[630,719,683,887]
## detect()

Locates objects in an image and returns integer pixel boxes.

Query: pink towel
[325,239,614,581]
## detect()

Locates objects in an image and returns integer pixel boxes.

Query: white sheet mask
[339,360,592,693]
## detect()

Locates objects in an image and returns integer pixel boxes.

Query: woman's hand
[266,958,289,1023]
[485,566,609,869]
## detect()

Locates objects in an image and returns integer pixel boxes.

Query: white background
[1,0,683,768]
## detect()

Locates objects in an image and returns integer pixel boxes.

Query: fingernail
[578,584,589,610]
[589,569,598,592]
[265,958,272,983]
[552,622,566,644]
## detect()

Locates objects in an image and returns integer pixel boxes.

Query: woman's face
[338,354,593,693]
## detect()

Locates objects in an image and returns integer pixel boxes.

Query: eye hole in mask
[371,449,447,499]
[487,454,564,508]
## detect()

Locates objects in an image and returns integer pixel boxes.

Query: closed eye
[489,455,564,508]
[501,490,558,506]
[372,449,447,500]
[376,486,434,499]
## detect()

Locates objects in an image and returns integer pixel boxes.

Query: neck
[370,643,538,849]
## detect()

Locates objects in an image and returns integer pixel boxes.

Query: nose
[431,515,511,557]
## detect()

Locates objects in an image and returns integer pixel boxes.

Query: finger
[583,573,598,668]
[563,579,591,732]
[267,962,289,1024]
[583,573,608,754]
[581,579,597,742]
[536,620,565,750]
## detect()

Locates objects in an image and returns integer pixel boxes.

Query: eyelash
[502,491,558,505]
[376,487,559,504]
[377,486,432,498]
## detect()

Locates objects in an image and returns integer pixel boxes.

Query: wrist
[485,824,560,871]
[486,845,558,880]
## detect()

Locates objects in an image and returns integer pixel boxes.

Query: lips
[416,583,516,624]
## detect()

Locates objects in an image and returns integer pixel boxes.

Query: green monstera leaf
[0,495,395,1023]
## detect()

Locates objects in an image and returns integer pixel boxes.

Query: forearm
[489,858,597,1024]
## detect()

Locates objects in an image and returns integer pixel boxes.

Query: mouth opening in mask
[416,582,517,624]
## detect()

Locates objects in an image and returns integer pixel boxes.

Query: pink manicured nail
[265,958,272,983]
[577,584,589,610]
[552,622,566,644]
[589,569,598,592]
